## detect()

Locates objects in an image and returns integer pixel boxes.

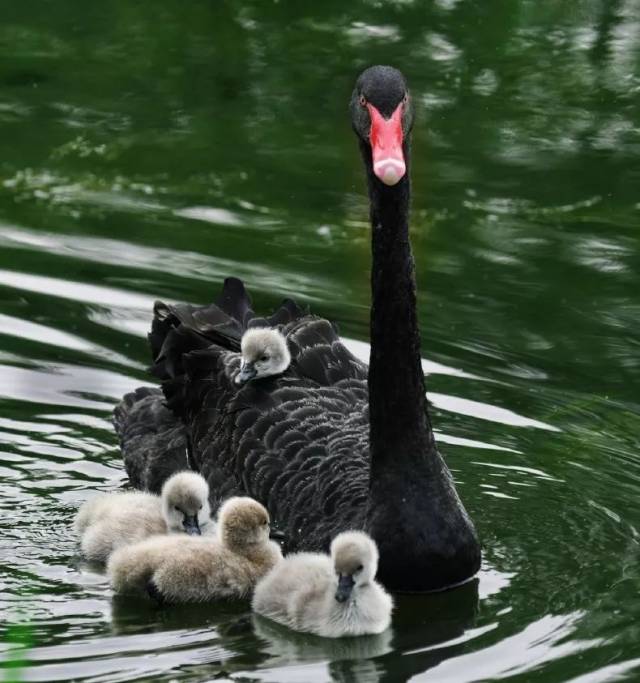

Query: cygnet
[252,531,392,637]
[235,328,291,385]
[108,496,282,602]
[74,471,213,563]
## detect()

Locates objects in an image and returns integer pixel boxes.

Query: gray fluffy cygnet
[74,471,213,563]
[252,531,392,637]
[235,328,291,385]
[108,496,282,602]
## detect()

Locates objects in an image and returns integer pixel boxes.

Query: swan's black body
[114,386,190,493]
[115,66,481,591]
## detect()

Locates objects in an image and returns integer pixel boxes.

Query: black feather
[114,68,481,592]
[114,386,190,493]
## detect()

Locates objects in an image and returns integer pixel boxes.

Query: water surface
[1,1,639,681]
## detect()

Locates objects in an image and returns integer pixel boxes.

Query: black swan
[115,66,481,591]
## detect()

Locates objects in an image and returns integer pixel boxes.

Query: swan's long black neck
[352,68,481,590]
[362,140,435,473]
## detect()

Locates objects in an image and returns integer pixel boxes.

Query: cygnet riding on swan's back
[108,496,282,602]
[74,471,213,563]
[253,531,392,638]
[236,328,291,385]
[114,65,481,592]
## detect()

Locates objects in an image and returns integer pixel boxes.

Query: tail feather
[151,325,211,381]
[287,318,339,352]
[148,302,174,362]
[113,386,159,437]
[114,387,190,493]
[149,278,310,383]
[215,276,255,326]
[260,298,308,328]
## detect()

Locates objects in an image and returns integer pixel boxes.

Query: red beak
[367,102,405,186]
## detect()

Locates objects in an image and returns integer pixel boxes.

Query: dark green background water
[1,1,639,681]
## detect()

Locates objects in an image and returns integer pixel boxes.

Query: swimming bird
[108,496,282,601]
[252,531,392,637]
[74,470,213,563]
[114,65,481,591]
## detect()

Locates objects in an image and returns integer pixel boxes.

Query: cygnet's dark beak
[269,527,286,541]
[182,514,201,536]
[335,574,355,603]
[236,363,257,385]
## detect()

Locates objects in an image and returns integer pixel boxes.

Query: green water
[1,1,639,681]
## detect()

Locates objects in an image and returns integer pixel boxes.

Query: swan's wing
[284,317,368,385]
[114,387,190,492]
[161,346,241,421]
[149,277,255,360]
[149,277,308,380]
[117,277,370,524]
[182,369,371,551]
[151,276,366,399]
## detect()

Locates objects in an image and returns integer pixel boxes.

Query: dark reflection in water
[0,0,639,681]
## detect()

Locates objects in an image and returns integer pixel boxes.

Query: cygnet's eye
[260,354,268,362]
[174,505,180,512]
[359,94,367,107]
[356,564,363,572]
[198,504,203,510]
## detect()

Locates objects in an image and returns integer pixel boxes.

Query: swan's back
[172,360,371,551]
[115,278,371,552]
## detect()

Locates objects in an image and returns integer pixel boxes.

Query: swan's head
[350,65,414,187]
[161,471,212,536]
[217,496,271,549]
[235,328,291,385]
[331,531,379,603]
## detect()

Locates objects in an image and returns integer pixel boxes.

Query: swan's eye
[359,94,367,107]
[402,93,408,105]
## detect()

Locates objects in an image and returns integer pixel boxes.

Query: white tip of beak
[373,158,406,186]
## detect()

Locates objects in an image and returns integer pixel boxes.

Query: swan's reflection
[376,578,480,682]
[109,593,249,634]
[108,549,479,683]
